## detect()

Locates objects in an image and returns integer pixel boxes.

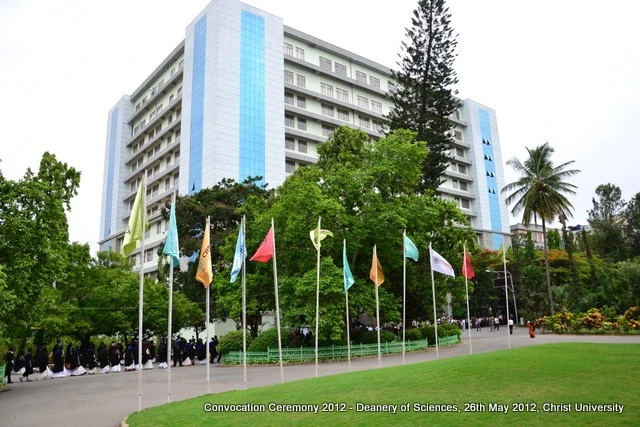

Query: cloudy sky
[1,0,638,253]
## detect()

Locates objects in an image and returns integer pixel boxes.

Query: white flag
[429,247,455,277]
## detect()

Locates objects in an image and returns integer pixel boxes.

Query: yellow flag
[196,217,213,288]
[309,227,333,250]
[121,177,149,257]
[369,246,385,286]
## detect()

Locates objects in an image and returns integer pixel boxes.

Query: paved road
[1,328,639,427]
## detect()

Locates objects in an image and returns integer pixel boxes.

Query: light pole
[488,270,519,325]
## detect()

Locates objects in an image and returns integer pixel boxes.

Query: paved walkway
[1,328,639,427]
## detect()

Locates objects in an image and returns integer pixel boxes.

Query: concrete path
[1,328,639,427]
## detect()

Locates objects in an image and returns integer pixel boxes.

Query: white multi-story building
[99,0,510,273]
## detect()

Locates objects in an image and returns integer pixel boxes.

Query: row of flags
[120,177,481,401]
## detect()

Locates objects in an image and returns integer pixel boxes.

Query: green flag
[122,178,149,257]
[404,235,419,261]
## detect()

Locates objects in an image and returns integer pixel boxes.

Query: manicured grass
[127,343,639,426]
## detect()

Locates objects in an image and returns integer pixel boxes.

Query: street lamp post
[488,270,519,325]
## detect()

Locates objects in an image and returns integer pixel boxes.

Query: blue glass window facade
[479,109,503,249]
[239,11,265,184]
[188,15,207,195]
[103,107,118,239]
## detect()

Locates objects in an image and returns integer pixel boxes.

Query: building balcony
[128,93,182,148]
[129,68,183,124]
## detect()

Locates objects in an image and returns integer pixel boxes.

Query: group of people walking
[3,335,222,384]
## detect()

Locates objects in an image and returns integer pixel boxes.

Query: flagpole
[137,174,147,412]
[402,230,407,365]
[205,216,211,393]
[272,218,284,383]
[166,191,176,403]
[503,237,511,350]
[344,240,352,373]
[464,244,472,355]
[314,217,321,378]
[241,216,247,390]
[429,243,439,360]
[374,245,381,368]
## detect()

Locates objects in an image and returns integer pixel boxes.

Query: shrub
[404,328,422,341]
[218,330,252,355]
[248,328,281,352]
[438,322,461,338]
[352,330,396,344]
[583,308,605,329]
[419,326,435,344]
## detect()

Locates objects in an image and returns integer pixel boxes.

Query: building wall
[99,0,513,272]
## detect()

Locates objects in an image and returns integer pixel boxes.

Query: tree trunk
[542,219,555,314]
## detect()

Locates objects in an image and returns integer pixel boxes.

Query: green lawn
[127,343,639,426]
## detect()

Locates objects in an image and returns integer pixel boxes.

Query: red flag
[250,225,274,263]
[462,250,475,279]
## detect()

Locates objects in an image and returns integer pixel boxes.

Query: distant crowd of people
[3,335,222,384]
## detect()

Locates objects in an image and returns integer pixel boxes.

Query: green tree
[547,229,562,250]
[387,0,460,192]
[501,142,580,315]
[0,152,81,340]
[588,183,628,262]
[623,192,640,257]
[217,128,475,344]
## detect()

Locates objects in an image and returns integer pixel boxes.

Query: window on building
[486,171,495,177]
[372,120,383,132]
[456,147,465,157]
[297,118,307,131]
[321,83,334,97]
[356,71,367,84]
[285,137,295,150]
[336,88,349,102]
[297,96,306,109]
[285,92,294,105]
[369,76,380,89]
[156,222,162,234]
[286,160,296,173]
[321,103,334,117]
[457,164,467,174]
[484,154,493,161]
[455,197,471,209]
[283,42,293,56]
[284,70,294,84]
[296,47,305,60]
[358,115,370,128]
[322,125,334,137]
[319,56,332,70]
[371,100,382,114]
[454,130,463,141]
[459,181,469,191]
[357,96,369,109]
[145,250,154,262]
[296,74,306,87]
[335,62,347,76]
[455,109,461,120]
[169,94,175,103]
[285,114,295,127]
[337,109,349,121]
[298,140,307,153]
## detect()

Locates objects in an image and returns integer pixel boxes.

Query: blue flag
[162,200,180,267]
[404,235,419,262]
[230,223,245,283]
[343,241,355,292]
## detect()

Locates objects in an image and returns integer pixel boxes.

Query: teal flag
[404,235,419,262]
[343,241,355,292]
[162,199,180,267]
[230,223,245,283]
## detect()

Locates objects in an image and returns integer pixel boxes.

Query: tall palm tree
[502,142,580,315]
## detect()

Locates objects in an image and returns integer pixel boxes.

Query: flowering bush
[582,308,605,329]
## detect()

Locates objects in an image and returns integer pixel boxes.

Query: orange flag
[196,217,213,288]
[369,246,385,286]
